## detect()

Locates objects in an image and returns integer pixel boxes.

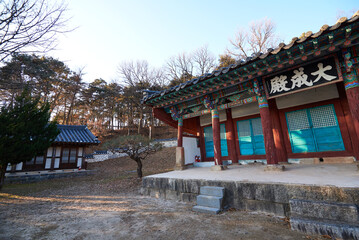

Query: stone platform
[141,164,359,239]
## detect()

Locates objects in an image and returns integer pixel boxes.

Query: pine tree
[0,89,59,190]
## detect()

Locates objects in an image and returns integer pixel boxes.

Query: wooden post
[258,96,278,165]
[211,109,222,166]
[268,99,288,163]
[343,71,359,142]
[226,109,238,164]
[174,117,185,170]
[177,117,183,147]
[343,49,359,148]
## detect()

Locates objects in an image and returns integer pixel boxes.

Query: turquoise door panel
[286,104,345,153]
[237,118,265,156]
[203,124,228,158]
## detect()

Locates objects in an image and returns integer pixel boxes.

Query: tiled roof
[143,11,359,105]
[54,125,100,144]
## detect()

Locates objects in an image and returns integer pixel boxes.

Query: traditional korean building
[143,12,359,170]
[7,125,100,172]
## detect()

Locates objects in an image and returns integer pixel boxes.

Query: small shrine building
[7,125,100,172]
[143,12,359,170]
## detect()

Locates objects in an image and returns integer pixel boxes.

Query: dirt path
[0,148,327,239]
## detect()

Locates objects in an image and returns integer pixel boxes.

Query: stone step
[289,199,359,223]
[192,205,221,215]
[290,217,359,240]
[197,195,222,209]
[200,186,225,197]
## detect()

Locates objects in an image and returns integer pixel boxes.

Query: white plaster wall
[15,162,23,170]
[231,102,260,118]
[45,158,51,169]
[200,110,227,126]
[275,84,339,109]
[47,147,53,157]
[6,163,23,171]
[161,140,177,148]
[55,147,61,157]
[78,147,83,157]
[183,137,201,165]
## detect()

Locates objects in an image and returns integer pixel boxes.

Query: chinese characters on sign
[265,57,340,98]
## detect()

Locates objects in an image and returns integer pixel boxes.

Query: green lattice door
[237,118,266,155]
[203,124,228,158]
[286,104,345,153]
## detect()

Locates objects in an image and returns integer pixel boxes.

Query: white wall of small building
[183,136,201,165]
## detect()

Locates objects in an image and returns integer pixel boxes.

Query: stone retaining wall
[5,170,96,184]
[141,177,359,217]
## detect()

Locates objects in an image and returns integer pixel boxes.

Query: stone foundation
[141,177,359,218]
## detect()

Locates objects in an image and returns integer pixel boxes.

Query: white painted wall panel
[231,102,260,118]
[54,158,60,168]
[77,158,82,168]
[55,147,61,157]
[15,162,23,170]
[45,158,51,169]
[47,147,53,157]
[275,84,339,109]
[78,147,83,157]
[183,137,201,165]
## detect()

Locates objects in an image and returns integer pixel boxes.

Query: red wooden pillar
[343,49,359,149]
[258,96,278,165]
[177,117,183,147]
[211,109,222,165]
[226,109,238,163]
[343,71,359,142]
[268,99,288,163]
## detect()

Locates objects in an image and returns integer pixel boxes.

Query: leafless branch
[0,0,73,62]
[227,18,280,61]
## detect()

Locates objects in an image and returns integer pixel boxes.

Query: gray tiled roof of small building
[143,11,359,103]
[54,125,100,144]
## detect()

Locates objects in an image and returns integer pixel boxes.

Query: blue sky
[50,0,358,83]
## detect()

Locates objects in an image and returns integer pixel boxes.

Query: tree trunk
[135,159,143,178]
[138,109,143,134]
[149,111,154,140]
[0,164,7,191]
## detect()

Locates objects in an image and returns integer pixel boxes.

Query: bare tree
[193,45,216,75]
[0,0,70,61]
[118,60,164,134]
[166,52,194,83]
[227,18,280,60]
[165,45,216,87]
[103,135,162,178]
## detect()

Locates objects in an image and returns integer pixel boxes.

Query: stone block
[175,147,185,169]
[264,165,285,171]
[192,205,221,215]
[290,217,359,240]
[149,189,160,199]
[200,186,225,197]
[165,190,179,200]
[245,199,287,217]
[290,199,359,223]
[180,193,197,203]
[210,165,227,171]
[315,156,355,164]
[197,195,222,209]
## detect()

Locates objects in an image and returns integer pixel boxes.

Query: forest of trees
[0,50,237,137]
[0,0,280,139]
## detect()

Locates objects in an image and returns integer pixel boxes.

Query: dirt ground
[0,147,328,240]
